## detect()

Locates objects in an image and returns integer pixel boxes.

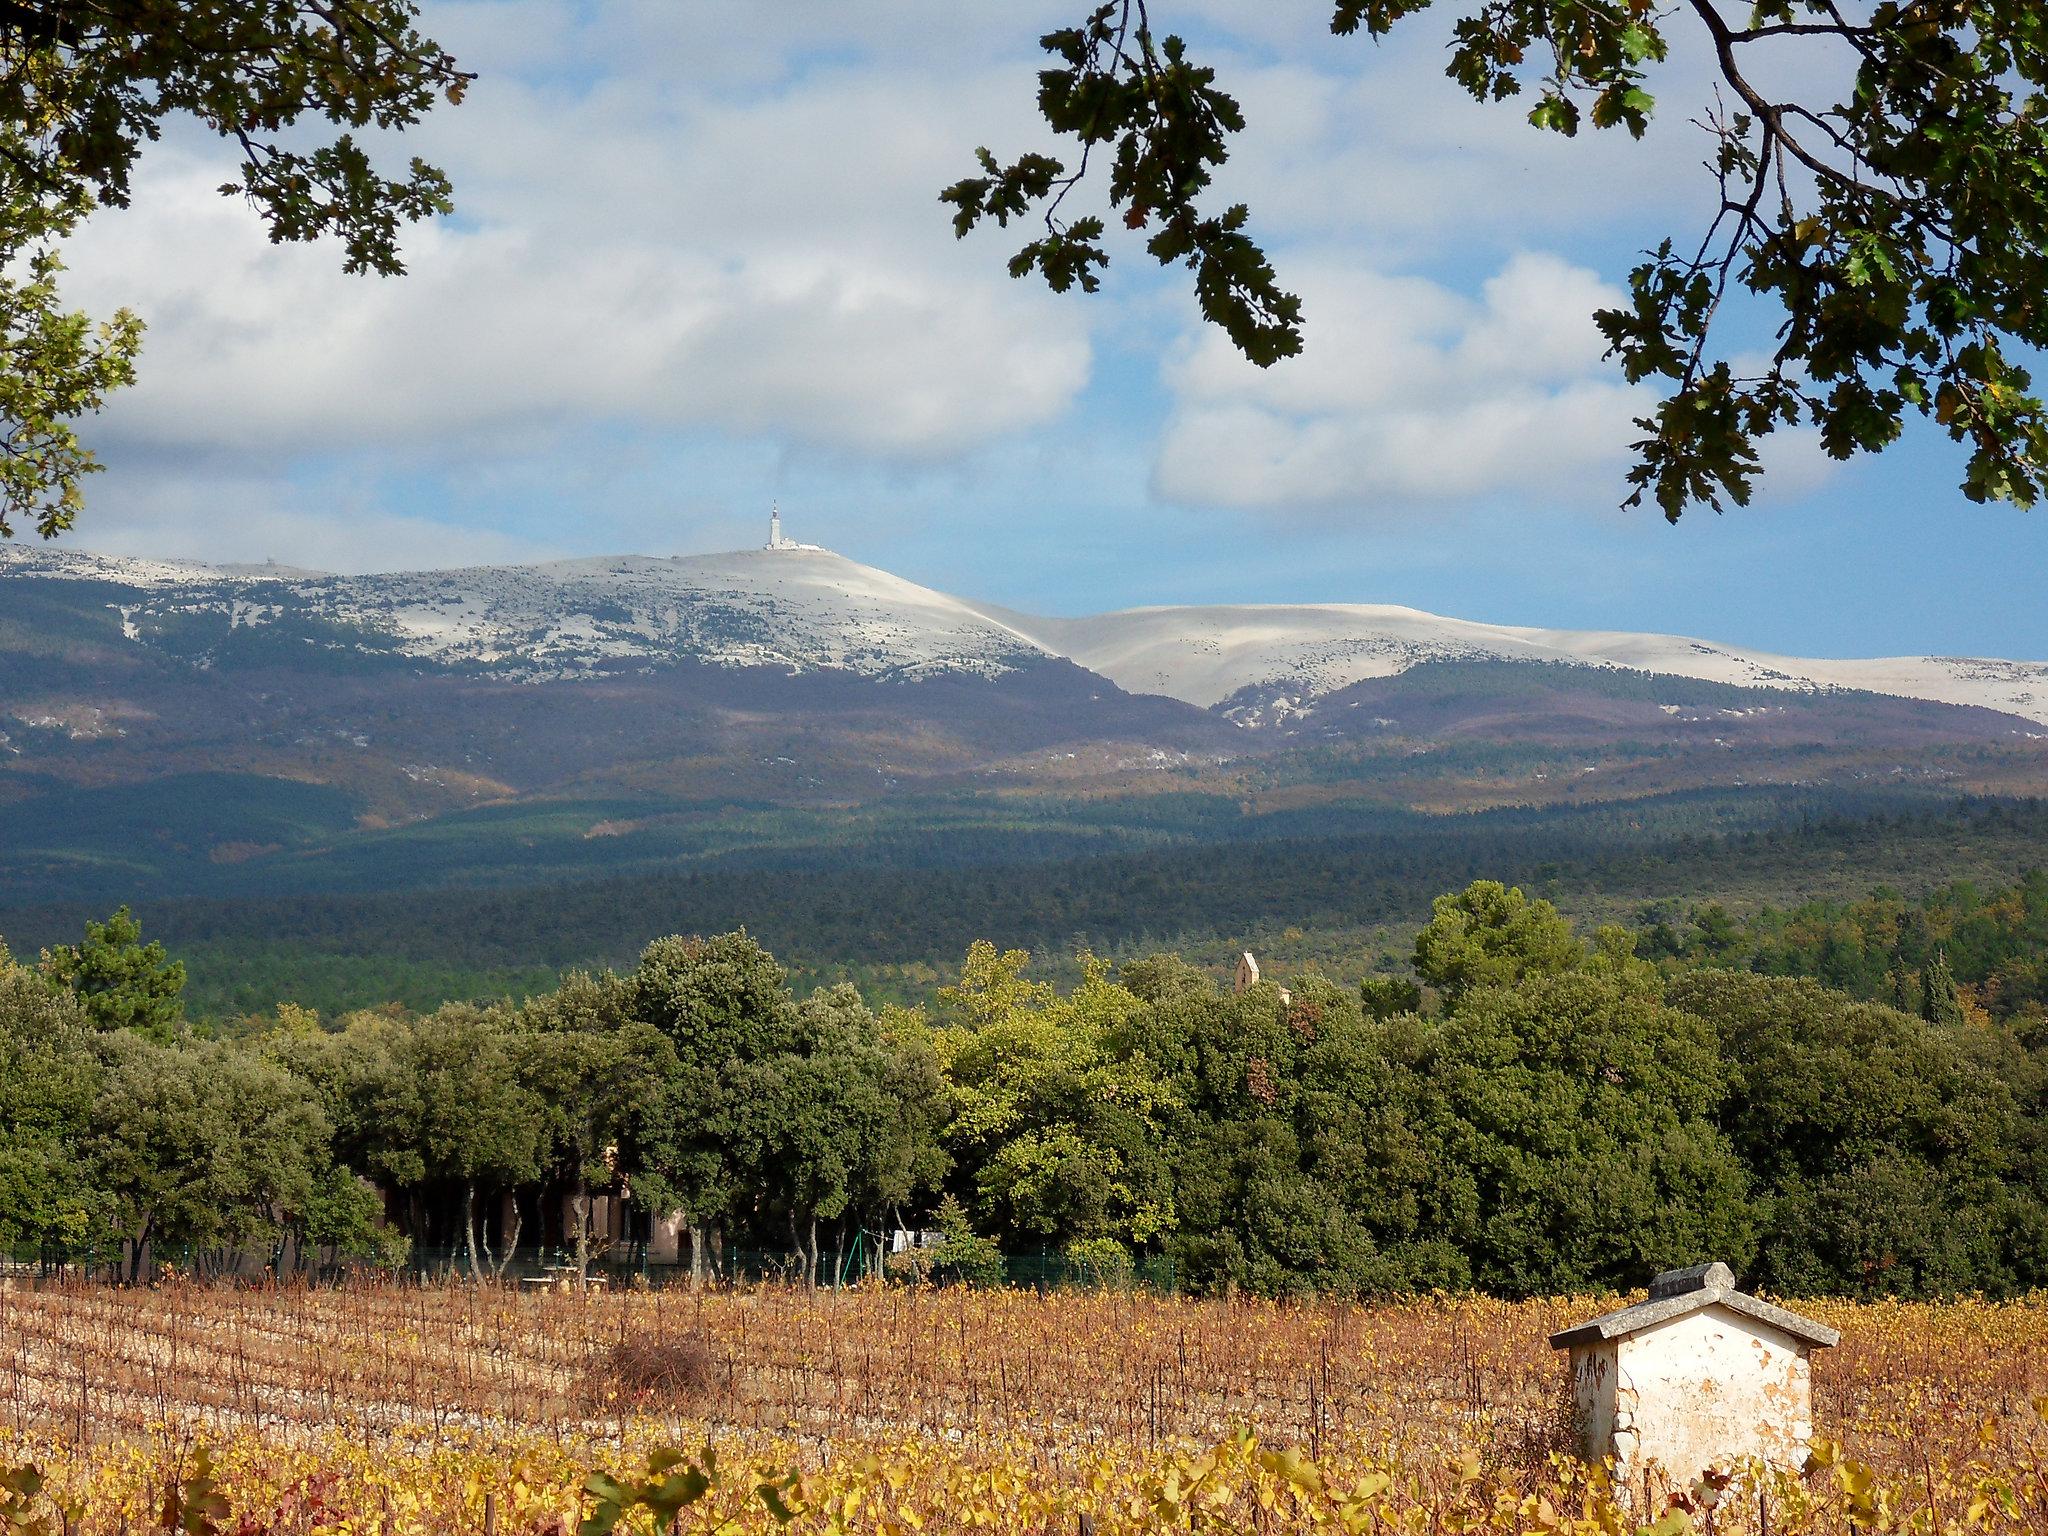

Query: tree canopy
[0,1,466,538]
[946,0,2048,517]
[5,885,2047,1299]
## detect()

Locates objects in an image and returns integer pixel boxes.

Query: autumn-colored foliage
[0,1280,2043,1534]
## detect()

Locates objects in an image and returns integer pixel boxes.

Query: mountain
[12,541,2047,721]
[1,541,2044,908]
[4,545,1048,680]
[0,543,1230,820]
[1002,603,2048,727]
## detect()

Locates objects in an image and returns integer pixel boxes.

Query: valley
[3,541,2044,1017]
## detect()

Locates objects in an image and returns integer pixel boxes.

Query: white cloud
[41,1,1849,569]
[72,465,558,573]
[1153,252,1651,510]
[1191,16,1727,263]
[67,166,1087,462]
[58,37,1094,469]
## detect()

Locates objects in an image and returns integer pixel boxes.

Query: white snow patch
[1001,603,2048,725]
[7,544,2047,725]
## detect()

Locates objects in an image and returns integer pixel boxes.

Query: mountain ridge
[8,541,2046,727]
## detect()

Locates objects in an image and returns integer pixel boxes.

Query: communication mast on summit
[765,503,822,552]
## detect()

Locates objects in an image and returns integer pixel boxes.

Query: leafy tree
[1411,881,1586,1006]
[39,906,184,1040]
[517,970,673,1286]
[8,903,2048,1301]
[859,1004,954,1226]
[274,1010,426,1194]
[926,1193,1006,1288]
[405,1004,544,1278]
[1358,974,1421,1022]
[936,945,1178,1254]
[295,1163,400,1269]
[1401,969,1755,1295]
[1122,968,1403,1296]
[1065,1234,1137,1285]
[1669,970,2045,1295]
[729,985,866,1284]
[743,985,949,1286]
[949,1,2048,514]
[0,2,468,538]
[627,932,802,1284]
[1117,952,1215,1006]
[0,964,102,1253]
[88,1034,329,1278]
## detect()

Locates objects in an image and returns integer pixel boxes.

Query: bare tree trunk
[807,1216,820,1288]
[687,1218,705,1292]
[572,1175,591,1288]
[491,1201,524,1279]
[128,1218,151,1284]
[463,1182,481,1280]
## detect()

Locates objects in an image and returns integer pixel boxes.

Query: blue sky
[55,1,2048,660]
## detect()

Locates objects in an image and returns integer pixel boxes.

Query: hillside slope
[0,545,1055,680]
[10,543,2045,724]
[1002,603,2048,726]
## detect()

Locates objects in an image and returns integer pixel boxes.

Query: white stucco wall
[1570,1303,1814,1496]
[646,1211,686,1264]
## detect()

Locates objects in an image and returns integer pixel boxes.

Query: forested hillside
[1641,872,2048,1021]
[3,789,2039,1016]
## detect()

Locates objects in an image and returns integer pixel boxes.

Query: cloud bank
[1154,254,1642,510]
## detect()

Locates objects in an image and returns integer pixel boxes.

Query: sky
[50,1,2048,660]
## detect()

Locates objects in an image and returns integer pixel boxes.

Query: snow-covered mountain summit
[1005,603,2048,725]
[1,544,1053,682]
[5,542,2046,724]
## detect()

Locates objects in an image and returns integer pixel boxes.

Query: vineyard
[0,1281,2044,1534]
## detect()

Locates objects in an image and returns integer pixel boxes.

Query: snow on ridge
[6,545,2046,723]
[0,544,1054,681]
[1010,602,2048,726]
[0,543,227,589]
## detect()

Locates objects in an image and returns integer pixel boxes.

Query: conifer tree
[38,907,184,1042]
[1920,950,1966,1028]
[1886,960,1917,1017]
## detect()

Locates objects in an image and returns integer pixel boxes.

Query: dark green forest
[5,868,2045,1301]
[1,789,2039,1017]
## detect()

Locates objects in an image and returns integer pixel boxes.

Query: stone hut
[1549,1262,1839,1497]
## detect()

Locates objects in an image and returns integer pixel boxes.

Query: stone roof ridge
[1648,1260,1734,1298]
[1548,1263,1841,1351]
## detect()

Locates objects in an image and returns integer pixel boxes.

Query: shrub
[587,1333,714,1411]
[1064,1237,1136,1287]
